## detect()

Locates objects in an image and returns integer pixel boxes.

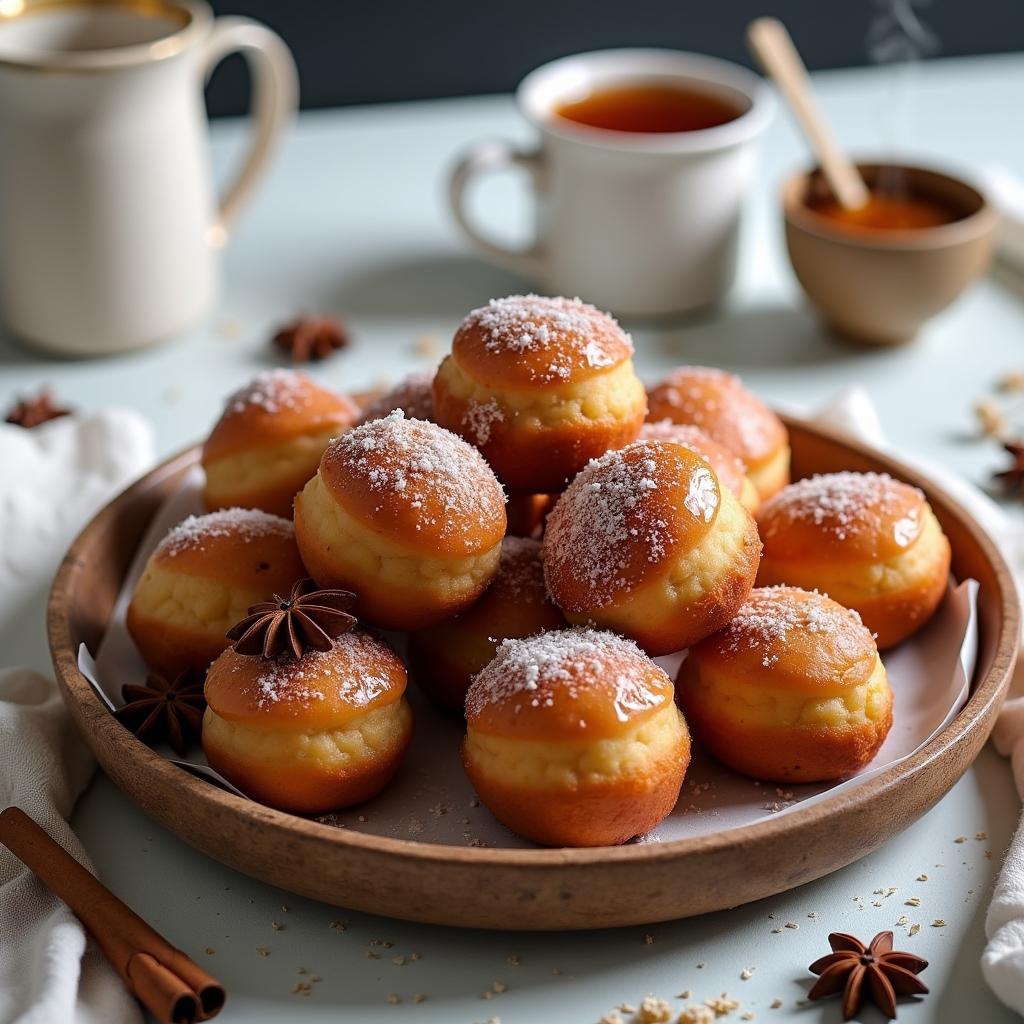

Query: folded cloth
[810,388,1024,1016]
[0,410,153,1024]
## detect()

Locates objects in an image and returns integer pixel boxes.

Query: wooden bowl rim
[781,159,1000,252]
[48,413,1020,872]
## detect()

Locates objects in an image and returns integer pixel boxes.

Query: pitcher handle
[202,17,298,248]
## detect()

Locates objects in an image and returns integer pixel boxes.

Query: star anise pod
[113,671,206,757]
[994,440,1024,496]
[272,315,350,363]
[226,578,357,660]
[808,931,928,1020]
[4,389,73,428]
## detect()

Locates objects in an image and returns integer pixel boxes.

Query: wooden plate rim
[47,413,1020,871]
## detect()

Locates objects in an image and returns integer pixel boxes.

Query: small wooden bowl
[783,162,998,345]
[48,417,1018,930]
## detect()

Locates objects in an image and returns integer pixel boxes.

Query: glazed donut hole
[357,369,436,424]
[435,356,644,432]
[294,410,507,630]
[463,628,691,847]
[295,476,501,625]
[543,439,761,655]
[126,509,306,678]
[409,536,566,715]
[432,295,647,492]
[645,366,790,500]
[202,370,359,518]
[756,472,952,649]
[202,630,413,814]
[677,586,893,783]
[639,420,760,513]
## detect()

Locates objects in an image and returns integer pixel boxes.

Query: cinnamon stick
[0,806,225,1023]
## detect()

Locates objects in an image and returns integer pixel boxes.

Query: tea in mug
[554,81,742,134]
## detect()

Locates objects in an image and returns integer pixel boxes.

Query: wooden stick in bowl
[747,16,870,210]
[0,806,225,1023]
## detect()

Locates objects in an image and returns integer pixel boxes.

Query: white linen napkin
[0,410,153,1024]
[811,388,1024,1016]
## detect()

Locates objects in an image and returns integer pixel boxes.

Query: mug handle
[202,17,298,248]
[448,141,545,279]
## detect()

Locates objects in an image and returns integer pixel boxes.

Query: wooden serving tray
[47,416,1019,930]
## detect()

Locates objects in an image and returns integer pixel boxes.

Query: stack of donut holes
[125,294,952,846]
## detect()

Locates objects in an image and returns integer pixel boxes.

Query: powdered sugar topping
[544,441,711,609]
[461,294,632,384]
[760,471,924,548]
[226,369,313,416]
[157,507,293,557]
[465,627,669,724]
[462,397,505,445]
[721,587,869,670]
[234,631,398,710]
[325,410,505,543]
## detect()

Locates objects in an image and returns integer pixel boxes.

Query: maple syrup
[806,188,964,233]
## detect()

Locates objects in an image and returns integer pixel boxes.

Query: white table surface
[2,51,1023,1024]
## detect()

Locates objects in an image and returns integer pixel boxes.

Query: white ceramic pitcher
[0,0,296,356]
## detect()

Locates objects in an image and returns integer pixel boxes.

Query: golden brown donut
[756,471,951,649]
[126,509,306,678]
[357,369,436,424]
[463,628,690,846]
[202,370,359,518]
[645,366,790,499]
[432,294,647,492]
[408,537,565,715]
[202,630,413,814]
[677,586,893,782]
[293,411,507,630]
[543,440,761,655]
[639,420,760,513]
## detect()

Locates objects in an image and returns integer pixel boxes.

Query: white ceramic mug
[0,0,296,356]
[449,49,774,317]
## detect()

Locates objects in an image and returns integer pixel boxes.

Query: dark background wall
[205,0,1024,116]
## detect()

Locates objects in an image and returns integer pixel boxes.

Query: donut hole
[203,700,413,813]
[126,511,305,677]
[203,701,412,770]
[465,703,688,789]
[682,655,890,729]
[436,357,647,432]
[677,587,894,782]
[758,502,951,648]
[130,563,259,637]
[563,489,761,654]
[203,427,339,512]
[761,506,945,594]
[296,473,502,628]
